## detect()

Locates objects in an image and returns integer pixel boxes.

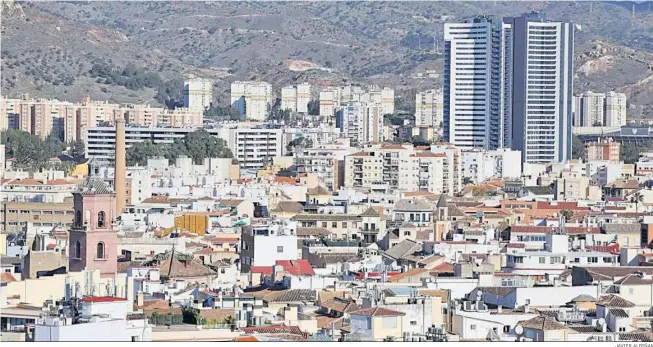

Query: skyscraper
[443,16,508,150]
[506,13,574,164]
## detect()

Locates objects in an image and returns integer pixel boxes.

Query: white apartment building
[462,148,522,184]
[230,81,273,121]
[344,144,462,194]
[507,13,574,164]
[184,78,213,113]
[339,102,383,146]
[228,127,283,170]
[574,91,627,127]
[415,89,444,128]
[1,178,77,203]
[240,221,298,273]
[319,87,342,118]
[281,83,312,114]
[444,16,508,150]
[295,138,357,192]
[605,91,627,127]
[430,144,464,195]
[281,125,340,150]
[574,91,605,127]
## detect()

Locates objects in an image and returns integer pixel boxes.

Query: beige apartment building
[344,143,461,195]
[586,141,621,162]
[415,89,443,127]
[184,78,213,112]
[230,81,273,121]
[605,91,627,127]
[574,91,627,127]
[1,201,74,233]
[281,83,311,113]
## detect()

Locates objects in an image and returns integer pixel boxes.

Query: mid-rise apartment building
[462,148,523,184]
[575,91,627,127]
[240,221,298,273]
[415,89,444,128]
[339,102,383,146]
[184,78,213,113]
[344,143,462,194]
[281,83,311,113]
[229,127,283,170]
[585,141,621,162]
[230,81,274,121]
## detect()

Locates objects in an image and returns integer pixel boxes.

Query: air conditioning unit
[463,301,474,311]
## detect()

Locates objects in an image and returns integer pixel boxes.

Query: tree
[621,141,653,164]
[126,141,163,166]
[126,130,234,166]
[410,135,430,146]
[571,135,585,160]
[205,106,241,121]
[560,209,574,222]
[286,137,313,155]
[70,140,85,158]
[462,177,474,185]
[307,100,320,116]
[630,191,644,214]
[1,129,65,171]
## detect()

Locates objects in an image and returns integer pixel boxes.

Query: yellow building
[174,213,209,236]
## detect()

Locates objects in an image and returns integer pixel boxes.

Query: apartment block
[319,87,341,118]
[507,13,574,164]
[280,83,313,114]
[281,86,298,113]
[605,91,627,127]
[462,148,523,184]
[339,102,384,146]
[344,143,462,194]
[585,141,621,162]
[574,91,605,127]
[184,78,213,112]
[230,81,274,121]
[415,89,444,128]
[444,16,509,150]
[229,127,283,170]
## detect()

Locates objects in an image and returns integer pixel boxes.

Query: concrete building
[605,91,627,127]
[462,149,523,184]
[240,220,298,273]
[319,87,341,119]
[230,81,273,121]
[444,16,509,150]
[229,127,283,170]
[507,13,574,164]
[339,102,383,146]
[586,141,621,162]
[574,91,627,127]
[184,78,213,113]
[415,89,443,128]
[281,83,311,113]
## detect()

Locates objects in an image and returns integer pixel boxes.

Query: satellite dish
[515,325,524,335]
[597,318,606,326]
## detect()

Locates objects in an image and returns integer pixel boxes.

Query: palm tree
[631,191,644,213]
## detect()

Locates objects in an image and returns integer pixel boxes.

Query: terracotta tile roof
[194,247,217,254]
[117,261,132,273]
[359,206,380,217]
[350,307,405,317]
[320,297,361,313]
[609,308,629,318]
[582,267,653,280]
[242,324,305,336]
[506,243,526,248]
[317,290,347,304]
[270,201,304,213]
[307,186,331,195]
[218,199,245,207]
[418,289,449,302]
[145,250,216,278]
[412,152,446,158]
[1,273,17,283]
[265,289,317,303]
[235,336,259,342]
[275,260,315,276]
[596,295,635,308]
[313,315,344,330]
[198,309,235,322]
[387,268,429,283]
[274,177,297,185]
[349,151,371,157]
[430,262,454,274]
[518,316,568,331]
[250,266,273,275]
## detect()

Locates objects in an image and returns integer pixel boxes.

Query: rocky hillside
[1,1,652,116]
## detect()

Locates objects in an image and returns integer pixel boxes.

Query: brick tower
[68,179,118,275]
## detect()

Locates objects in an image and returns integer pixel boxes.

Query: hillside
[1,1,652,116]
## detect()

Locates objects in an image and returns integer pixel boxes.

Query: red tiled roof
[350,307,406,317]
[251,266,273,275]
[353,271,401,280]
[535,202,588,211]
[412,152,446,158]
[235,336,259,342]
[275,260,314,276]
[242,325,304,336]
[46,243,57,250]
[274,177,297,185]
[588,243,620,254]
[194,247,216,254]
[81,296,128,303]
[431,262,454,274]
[510,225,600,234]
[1,273,17,283]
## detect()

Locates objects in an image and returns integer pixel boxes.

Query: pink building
[68,179,118,276]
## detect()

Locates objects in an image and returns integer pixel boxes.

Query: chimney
[114,117,127,216]
[136,291,144,307]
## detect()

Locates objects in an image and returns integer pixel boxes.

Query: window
[404,231,411,236]
[470,324,476,330]
[382,317,397,329]
[503,325,510,333]
[277,246,284,253]
[603,257,613,263]
[619,327,626,332]
[332,222,337,228]
[539,257,545,264]
[322,222,327,228]
[551,332,560,340]
[514,257,523,264]
[75,241,81,259]
[410,321,417,326]
[96,242,105,259]
[588,257,598,263]
[97,211,106,228]
[629,288,634,295]
[550,256,561,264]
[342,222,347,228]
[5,269,11,273]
